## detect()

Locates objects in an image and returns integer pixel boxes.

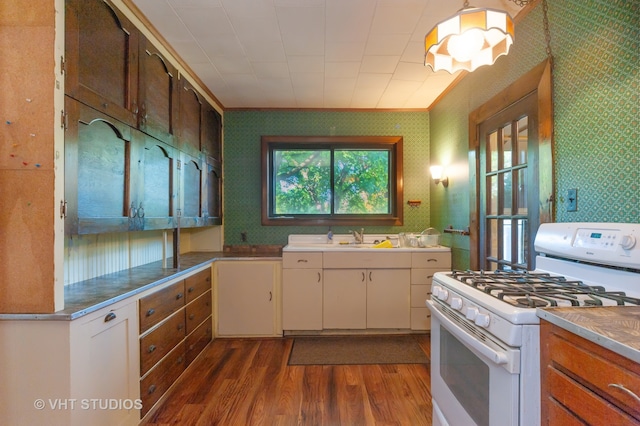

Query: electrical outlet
[241,231,248,242]
[567,188,578,212]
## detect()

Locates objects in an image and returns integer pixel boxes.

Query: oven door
[428,299,520,426]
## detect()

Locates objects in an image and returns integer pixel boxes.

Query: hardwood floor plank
[141,334,432,425]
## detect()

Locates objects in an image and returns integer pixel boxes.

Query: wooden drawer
[411,268,439,285]
[185,317,212,366]
[140,342,186,417]
[323,251,411,269]
[547,330,640,420]
[186,290,212,334]
[185,268,211,303]
[140,309,186,376]
[283,252,323,269]
[410,285,431,308]
[411,251,451,269]
[139,280,186,333]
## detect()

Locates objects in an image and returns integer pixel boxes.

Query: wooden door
[177,78,203,157]
[139,135,177,230]
[204,161,222,225]
[65,0,138,127]
[138,36,178,145]
[201,101,222,162]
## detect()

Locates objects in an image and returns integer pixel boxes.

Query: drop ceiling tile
[377,79,423,108]
[287,56,324,73]
[213,55,253,74]
[370,2,426,35]
[364,33,411,56]
[253,62,290,79]
[325,0,375,43]
[277,6,324,56]
[169,0,223,7]
[133,0,193,42]
[360,56,400,74]
[394,61,430,81]
[325,62,360,79]
[174,7,233,38]
[325,41,366,62]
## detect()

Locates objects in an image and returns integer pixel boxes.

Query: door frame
[468,59,554,270]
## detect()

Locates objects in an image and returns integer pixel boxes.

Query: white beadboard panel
[64,231,172,285]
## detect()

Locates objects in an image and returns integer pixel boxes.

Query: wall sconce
[430,165,449,187]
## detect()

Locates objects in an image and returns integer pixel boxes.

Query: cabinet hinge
[61,110,67,130]
[60,56,65,75]
[60,200,67,219]
[177,160,181,170]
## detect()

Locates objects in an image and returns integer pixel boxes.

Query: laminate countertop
[0,251,281,322]
[537,306,640,364]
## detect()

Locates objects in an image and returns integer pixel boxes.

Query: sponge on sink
[373,240,393,248]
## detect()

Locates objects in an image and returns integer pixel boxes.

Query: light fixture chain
[509,0,533,6]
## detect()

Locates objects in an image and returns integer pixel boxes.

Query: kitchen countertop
[537,306,640,364]
[0,251,281,322]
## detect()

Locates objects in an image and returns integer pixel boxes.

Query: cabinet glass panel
[183,159,201,217]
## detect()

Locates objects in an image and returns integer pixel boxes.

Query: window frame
[261,135,403,226]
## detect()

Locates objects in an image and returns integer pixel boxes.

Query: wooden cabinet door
[217,262,276,336]
[177,152,204,228]
[65,0,138,127]
[323,269,367,329]
[177,78,203,157]
[367,269,410,329]
[65,96,139,235]
[139,135,177,230]
[282,269,323,330]
[138,36,178,145]
[201,101,222,162]
[204,161,222,225]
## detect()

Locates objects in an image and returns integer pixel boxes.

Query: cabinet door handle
[148,345,156,353]
[176,292,184,300]
[361,272,365,282]
[147,384,156,395]
[146,308,155,317]
[609,384,640,403]
[369,271,373,281]
[317,272,321,283]
[269,291,273,302]
[104,312,116,322]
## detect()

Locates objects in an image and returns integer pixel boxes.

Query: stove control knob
[432,286,441,299]
[451,297,463,310]
[475,313,491,328]
[620,235,636,250]
[465,307,479,321]
[437,288,449,301]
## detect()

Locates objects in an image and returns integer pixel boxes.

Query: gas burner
[445,270,640,308]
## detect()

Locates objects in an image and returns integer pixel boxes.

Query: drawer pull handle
[188,286,195,293]
[148,384,156,395]
[178,323,184,330]
[104,312,117,322]
[189,314,195,320]
[609,384,640,403]
[176,293,184,300]
[177,356,184,364]
[146,308,155,317]
[297,259,308,263]
[427,258,437,262]
[148,345,156,353]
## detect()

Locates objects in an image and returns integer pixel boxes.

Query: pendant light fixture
[425,0,534,73]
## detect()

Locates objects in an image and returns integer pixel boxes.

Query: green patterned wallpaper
[429,0,639,269]
[223,111,430,245]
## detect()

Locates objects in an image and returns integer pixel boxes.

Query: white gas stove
[428,222,640,426]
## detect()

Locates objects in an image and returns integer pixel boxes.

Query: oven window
[440,328,489,426]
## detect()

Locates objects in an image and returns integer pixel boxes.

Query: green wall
[429,0,639,269]
[223,111,430,246]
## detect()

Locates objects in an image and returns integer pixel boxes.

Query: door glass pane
[488,131,498,172]
[440,328,489,426]
[488,175,498,214]
[502,219,512,264]
[517,116,528,165]
[488,219,498,259]
[503,171,512,215]
[516,219,528,266]
[502,124,512,168]
[517,168,527,214]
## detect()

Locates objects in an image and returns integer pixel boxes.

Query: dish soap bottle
[327,227,333,244]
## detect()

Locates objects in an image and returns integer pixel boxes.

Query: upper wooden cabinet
[177,78,203,157]
[202,102,222,162]
[138,36,178,145]
[65,0,139,127]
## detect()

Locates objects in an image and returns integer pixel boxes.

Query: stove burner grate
[447,270,640,308]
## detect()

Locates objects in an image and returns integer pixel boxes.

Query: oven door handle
[429,301,509,365]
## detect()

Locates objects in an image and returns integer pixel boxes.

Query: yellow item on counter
[373,240,393,248]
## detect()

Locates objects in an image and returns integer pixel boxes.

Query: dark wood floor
[142,334,433,425]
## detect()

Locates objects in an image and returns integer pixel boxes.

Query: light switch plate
[567,188,578,212]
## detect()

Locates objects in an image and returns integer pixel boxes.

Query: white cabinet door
[323,269,367,329]
[216,261,279,336]
[71,300,140,425]
[367,269,410,329]
[282,268,323,330]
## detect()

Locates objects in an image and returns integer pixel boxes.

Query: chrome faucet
[350,228,365,244]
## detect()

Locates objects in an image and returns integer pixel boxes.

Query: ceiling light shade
[425,6,515,73]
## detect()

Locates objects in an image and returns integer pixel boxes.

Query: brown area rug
[288,335,429,365]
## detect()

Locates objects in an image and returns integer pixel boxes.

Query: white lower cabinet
[323,269,368,329]
[216,260,282,336]
[0,299,140,426]
[282,268,323,330]
[367,268,411,328]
